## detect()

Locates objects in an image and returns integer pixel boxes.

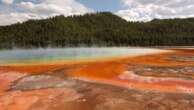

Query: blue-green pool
[0,47,165,64]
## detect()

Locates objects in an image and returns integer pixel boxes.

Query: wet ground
[1,49,194,110]
[1,73,194,110]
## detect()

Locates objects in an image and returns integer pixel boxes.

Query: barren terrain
[1,49,194,110]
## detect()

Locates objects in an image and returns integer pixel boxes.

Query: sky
[0,0,194,25]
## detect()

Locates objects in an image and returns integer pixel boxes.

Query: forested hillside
[0,12,194,49]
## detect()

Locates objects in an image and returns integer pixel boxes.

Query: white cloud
[0,0,92,25]
[18,0,91,16]
[1,0,13,5]
[116,0,194,21]
[1,0,194,25]
[0,13,40,25]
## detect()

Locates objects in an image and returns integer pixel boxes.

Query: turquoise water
[0,47,164,64]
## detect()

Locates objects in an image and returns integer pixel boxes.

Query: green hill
[0,12,194,49]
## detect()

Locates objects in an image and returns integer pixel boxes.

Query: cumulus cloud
[0,13,40,25]
[18,0,91,16]
[0,0,92,25]
[1,0,13,5]
[116,0,194,21]
[1,0,194,25]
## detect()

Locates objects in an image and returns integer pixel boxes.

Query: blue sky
[78,0,124,12]
[0,0,194,25]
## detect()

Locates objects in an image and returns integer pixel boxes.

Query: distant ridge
[0,12,194,49]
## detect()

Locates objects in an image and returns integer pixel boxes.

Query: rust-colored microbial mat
[1,49,194,110]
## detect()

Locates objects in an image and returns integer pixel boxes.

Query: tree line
[0,12,194,49]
